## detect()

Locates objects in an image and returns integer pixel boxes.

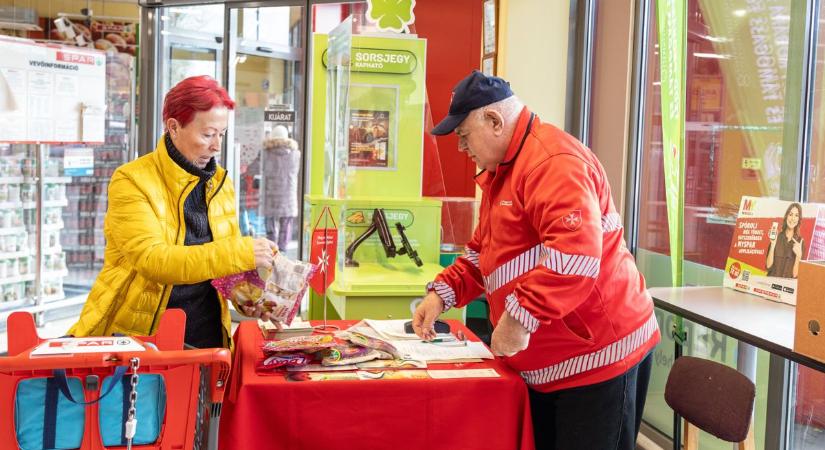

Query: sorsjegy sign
[322,47,418,74]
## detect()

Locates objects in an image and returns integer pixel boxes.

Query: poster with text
[347,84,398,169]
[724,196,825,305]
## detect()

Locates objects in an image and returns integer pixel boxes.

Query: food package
[211,270,265,312]
[321,345,382,366]
[261,334,339,355]
[256,353,312,372]
[341,331,401,359]
[211,253,317,326]
[259,253,318,325]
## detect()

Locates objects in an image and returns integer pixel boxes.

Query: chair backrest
[665,356,756,443]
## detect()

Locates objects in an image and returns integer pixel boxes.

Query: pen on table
[421,338,454,343]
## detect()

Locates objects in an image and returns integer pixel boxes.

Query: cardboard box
[795,261,825,363]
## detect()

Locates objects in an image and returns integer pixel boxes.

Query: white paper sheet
[390,340,494,362]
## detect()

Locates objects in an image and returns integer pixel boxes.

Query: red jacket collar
[475,107,534,188]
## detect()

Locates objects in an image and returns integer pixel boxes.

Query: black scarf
[164,133,224,348]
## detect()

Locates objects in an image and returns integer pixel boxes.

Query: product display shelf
[61,53,135,284]
[0,149,36,308]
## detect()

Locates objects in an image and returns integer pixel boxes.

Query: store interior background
[1,0,824,449]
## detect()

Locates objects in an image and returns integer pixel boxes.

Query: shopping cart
[0,309,231,450]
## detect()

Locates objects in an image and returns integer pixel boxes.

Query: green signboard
[657,0,687,286]
[323,47,418,74]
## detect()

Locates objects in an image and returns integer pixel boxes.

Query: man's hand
[412,292,444,340]
[491,310,530,356]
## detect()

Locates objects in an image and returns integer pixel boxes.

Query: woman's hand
[239,302,283,329]
[253,238,278,271]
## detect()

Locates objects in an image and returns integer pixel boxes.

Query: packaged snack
[321,346,382,366]
[256,353,312,372]
[211,270,266,312]
[261,334,338,355]
[212,253,316,326]
[259,253,317,325]
[341,331,401,359]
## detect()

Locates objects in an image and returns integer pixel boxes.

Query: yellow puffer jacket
[68,136,256,349]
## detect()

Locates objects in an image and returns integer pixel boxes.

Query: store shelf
[42,199,69,208]
[22,201,36,209]
[0,251,30,260]
[64,245,105,252]
[78,211,107,218]
[42,269,69,278]
[41,292,66,303]
[0,273,35,286]
[0,201,23,209]
[41,222,64,231]
[61,228,96,235]
[42,245,63,255]
[0,226,25,236]
[0,294,87,323]
[43,177,73,184]
[0,297,35,312]
[0,177,24,184]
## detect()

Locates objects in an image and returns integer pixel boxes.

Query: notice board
[0,36,106,144]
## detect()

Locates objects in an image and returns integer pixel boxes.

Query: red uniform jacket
[430,108,659,393]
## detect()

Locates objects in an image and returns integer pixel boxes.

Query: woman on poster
[767,202,804,278]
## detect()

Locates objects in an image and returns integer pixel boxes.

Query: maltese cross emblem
[562,210,582,231]
[316,248,330,274]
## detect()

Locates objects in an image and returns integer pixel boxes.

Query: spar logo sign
[57,51,96,65]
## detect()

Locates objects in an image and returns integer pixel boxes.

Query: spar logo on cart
[48,338,129,347]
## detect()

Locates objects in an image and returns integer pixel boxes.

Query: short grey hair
[470,96,524,122]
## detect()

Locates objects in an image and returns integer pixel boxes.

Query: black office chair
[664,356,756,449]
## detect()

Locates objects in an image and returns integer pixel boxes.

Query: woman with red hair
[69,76,277,349]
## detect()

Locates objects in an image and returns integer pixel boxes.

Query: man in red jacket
[414,71,660,449]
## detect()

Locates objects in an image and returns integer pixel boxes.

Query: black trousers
[528,351,653,450]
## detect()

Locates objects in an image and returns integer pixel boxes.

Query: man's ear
[485,109,505,135]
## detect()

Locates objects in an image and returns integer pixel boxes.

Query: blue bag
[98,374,166,446]
[15,376,85,450]
[13,366,166,449]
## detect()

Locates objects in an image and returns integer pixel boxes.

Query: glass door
[153,4,226,143]
[227,5,305,259]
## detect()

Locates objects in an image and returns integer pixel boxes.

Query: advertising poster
[724,196,825,305]
[697,0,789,201]
[50,18,138,56]
[348,109,390,167]
[347,83,398,169]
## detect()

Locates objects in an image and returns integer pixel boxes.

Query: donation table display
[219,320,535,450]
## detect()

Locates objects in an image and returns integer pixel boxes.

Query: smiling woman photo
[766,202,804,279]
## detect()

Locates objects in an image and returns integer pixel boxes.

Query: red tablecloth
[219,320,535,450]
